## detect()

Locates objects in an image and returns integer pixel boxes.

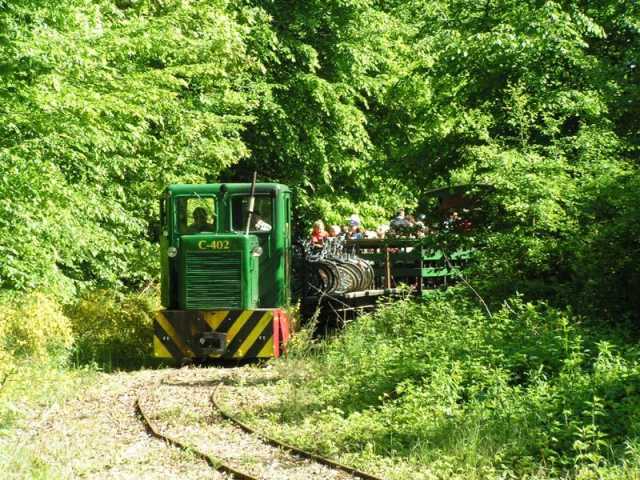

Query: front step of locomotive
[154,309,290,361]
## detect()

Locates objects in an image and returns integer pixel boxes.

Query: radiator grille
[185,251,242,309]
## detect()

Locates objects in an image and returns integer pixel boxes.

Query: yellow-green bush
[66,289,156,368]
[0,293,74,364]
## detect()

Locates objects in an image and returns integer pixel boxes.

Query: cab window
[231,195,273,233]
[177,196,216,234]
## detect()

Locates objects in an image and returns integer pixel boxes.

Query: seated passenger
[311,220,329,245]
[459,208,472,232]
[390,209,409,228]
[187,207,215,233]
[350,226,364,240]
[328,225,341,238]
[348,214,364,239]
[376,224,389,239]
[389,209,410,237]
[443,210,460,231]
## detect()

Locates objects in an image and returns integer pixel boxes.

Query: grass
[0,360,98,479]
[0,362,224,479]
[0,286,160,477]
[2,286,640,479]
[228,291,640,479]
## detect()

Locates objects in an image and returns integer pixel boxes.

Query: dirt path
[9,368,225,479]
[7,365,367,480]
[139,367,355,480]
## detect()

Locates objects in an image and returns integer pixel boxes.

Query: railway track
[135,369,385,480]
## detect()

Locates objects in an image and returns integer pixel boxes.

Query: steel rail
[135,388,257,480]
[210,382,387,480]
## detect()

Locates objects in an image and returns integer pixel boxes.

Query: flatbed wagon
[299,237,472,323]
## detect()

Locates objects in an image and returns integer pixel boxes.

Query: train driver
[187,207,215,233]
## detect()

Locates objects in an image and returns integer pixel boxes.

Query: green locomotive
[155,182,292,361]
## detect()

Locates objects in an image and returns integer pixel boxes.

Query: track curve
[136,381,255,479]
[136,369,385,480]
[210,383,386,480]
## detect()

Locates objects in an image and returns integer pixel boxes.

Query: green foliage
[0,0,262,295]
[225,0,416,227]
[66,289,156,368]
[1,0,638,322]
[1,1,638,476]
[265,294,640,478]
[0,350,13,389]
[373,0,640,319]
[0,285,156,376]
[573,172,640,319]
[0,293,73,363]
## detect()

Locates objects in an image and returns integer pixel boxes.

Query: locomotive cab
[155,183,291,361]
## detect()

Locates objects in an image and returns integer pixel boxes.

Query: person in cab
[187,207,215,233]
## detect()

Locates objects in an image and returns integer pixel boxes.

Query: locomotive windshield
[231,195,273,232]
[177,196,217,234]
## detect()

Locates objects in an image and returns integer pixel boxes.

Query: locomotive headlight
[251,246,263,257]
[167,246,178,258]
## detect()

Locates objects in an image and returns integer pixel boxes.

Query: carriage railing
[344,238,472,294]
[298,236,472,299]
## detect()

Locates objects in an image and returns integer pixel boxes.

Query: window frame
[229,193,275,234]
[174,194,218,235]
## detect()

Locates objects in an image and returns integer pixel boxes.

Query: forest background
[0,0,639,478]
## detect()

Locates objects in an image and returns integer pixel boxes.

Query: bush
[0,293,73,365]
[66,289,156,369]
[273,292,640,478]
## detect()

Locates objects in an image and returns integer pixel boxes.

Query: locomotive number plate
[198,240,231,250]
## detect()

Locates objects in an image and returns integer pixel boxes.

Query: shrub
[274,292,640,478]
[0,293,73,364]
[66,289,156,369]
[0,315,8,383]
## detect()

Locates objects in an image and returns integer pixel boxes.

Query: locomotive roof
[166,183,290,195]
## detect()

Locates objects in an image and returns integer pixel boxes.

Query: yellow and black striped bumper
[154,309,290,361]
